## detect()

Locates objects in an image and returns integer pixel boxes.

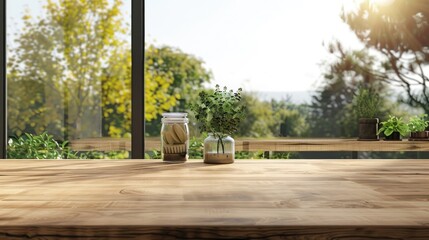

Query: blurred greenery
[144,45,212,137]
[8,0,133,140]
[7,132,78,159]
[7,132,131,159]
[309,41,388,137]
[188,135,205,159]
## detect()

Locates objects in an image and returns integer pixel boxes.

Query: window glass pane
[145,0,429,159]
[7,0,131,159]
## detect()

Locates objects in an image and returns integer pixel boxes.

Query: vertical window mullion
[0,0,6,159]
[131,0,144,159]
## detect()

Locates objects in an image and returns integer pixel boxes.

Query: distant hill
[252,91,315,104]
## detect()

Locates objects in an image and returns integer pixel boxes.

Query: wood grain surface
[1,159,429,239]
[70,137,429,152]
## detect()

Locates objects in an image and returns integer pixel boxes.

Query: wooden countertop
[1,159,429,239]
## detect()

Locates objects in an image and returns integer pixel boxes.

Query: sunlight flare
[370,0,394,7]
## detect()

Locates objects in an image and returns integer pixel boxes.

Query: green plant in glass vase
[190,85,245,164]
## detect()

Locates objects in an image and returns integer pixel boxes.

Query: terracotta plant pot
[384,132,401,141]
[358,118,379,140]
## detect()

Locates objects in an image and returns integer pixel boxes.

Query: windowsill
[1,159,428,238]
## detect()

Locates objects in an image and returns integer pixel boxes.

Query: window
[144,0,429,159]
[0,0,144,159]
[2,0,428,159]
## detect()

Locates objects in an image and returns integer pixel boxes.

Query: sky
[6,0,131,48]
[145,0,365,92]
[7,0,364,93]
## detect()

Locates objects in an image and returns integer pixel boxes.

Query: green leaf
[191,86,245,137]
[384,128,393,136]
[207,112,213,122]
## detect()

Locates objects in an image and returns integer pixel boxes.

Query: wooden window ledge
[70,138,429,152]
[1,159,429,239]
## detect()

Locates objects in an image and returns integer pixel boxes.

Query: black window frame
[0,0,145,159]
[0,0,5,159]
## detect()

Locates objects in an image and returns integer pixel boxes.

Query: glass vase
[204,134,234,164]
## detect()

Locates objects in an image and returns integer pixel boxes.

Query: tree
[234,93,309,138]
[343,0,429,113]
[100,47,132,137]
[145,45,212,112]
[144,45,212,136]
[271,98,309,137]
[7,0,178,139]
[236,92,275,138]
[144,44,180,122]
[310,42,386,137]
[8,0,129,139]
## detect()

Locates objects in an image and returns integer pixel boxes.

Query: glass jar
[161,112,189,163]
[204,134,234,164]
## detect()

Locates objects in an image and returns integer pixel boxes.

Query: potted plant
[190,85,245,164]
[378,115,409,141]
[408,114,429,140]
[354,88,380,140]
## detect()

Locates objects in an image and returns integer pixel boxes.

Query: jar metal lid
[162,112,188,118]
[161,117,189,123]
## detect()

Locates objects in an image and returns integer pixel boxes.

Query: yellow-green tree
[8,0,128,139]
[143,44,212,136]
[7,0,178,139]
[144,45,179,122]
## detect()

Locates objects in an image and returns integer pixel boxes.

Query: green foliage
[101,49,131,138]
[234,93,309,138]
[343,0,429,114]
[191,85,245,138]
[270,152,293,159]
[236,92,275,138]
[271,99,309,137]
[235,151,265,159]
[7,132,130,159]
[7,0,133,139]
[309,78,357,137]
[7,132,78,159]
[235,151,293,159]
[378,116,409,137]
[144,44,181,122]
[343,0,429,54]
[82,150,129,159]
[144,45,212,112]
[143,44,212,136]
[408,114,429,132]
[8,1,202,140]
[145,150,161,159]
[188,136,205,159]
[190,85,245,153]
[354,88,380,118]
[311,41,388,137]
